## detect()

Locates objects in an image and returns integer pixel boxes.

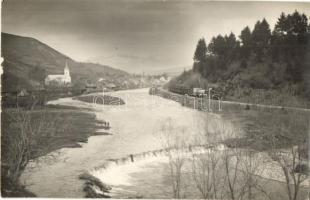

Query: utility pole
[208,88,212,112]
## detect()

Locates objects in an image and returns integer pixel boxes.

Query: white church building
[45,61,71,86]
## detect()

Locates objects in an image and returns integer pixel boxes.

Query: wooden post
[130,154,134,162]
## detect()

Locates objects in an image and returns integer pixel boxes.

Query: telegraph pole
[208,88,212,112]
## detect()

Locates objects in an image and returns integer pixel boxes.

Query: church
[45,61,71,86]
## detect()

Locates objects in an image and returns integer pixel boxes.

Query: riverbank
[151,87,309,153]
[1,105,110,197]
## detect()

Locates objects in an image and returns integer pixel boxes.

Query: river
[20,88,309,199]
[20,88,231,197]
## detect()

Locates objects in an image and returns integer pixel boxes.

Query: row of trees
[189,10,310,100]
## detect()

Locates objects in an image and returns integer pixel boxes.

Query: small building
[193,88,205,97]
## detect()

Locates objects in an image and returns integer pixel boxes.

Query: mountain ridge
[1,32,129,92]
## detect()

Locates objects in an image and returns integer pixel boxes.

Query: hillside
[1,32,129,92]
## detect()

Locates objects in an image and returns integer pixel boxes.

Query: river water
[20,88,309,198]
[20,88,232,197]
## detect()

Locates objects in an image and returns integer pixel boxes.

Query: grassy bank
[1,105,109,197]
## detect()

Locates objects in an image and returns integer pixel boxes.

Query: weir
[84,142,309,198]
[92,143,224,170]
[83,143,226,197]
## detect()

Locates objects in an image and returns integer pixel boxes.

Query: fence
[150,87,223,112]
[150,87,310,113]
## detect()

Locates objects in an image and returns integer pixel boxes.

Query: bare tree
[269,144,308,200]
[263,107,309,200]
[158,117,187,198]
[191,149,222,199]
[190,113,224,199]
[3,106,55,184]
[238,150,272,200]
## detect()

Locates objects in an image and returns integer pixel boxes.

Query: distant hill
[148,66,191,77]
[1,32,129,92]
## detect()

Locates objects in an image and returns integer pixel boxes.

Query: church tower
[64,60,70,77]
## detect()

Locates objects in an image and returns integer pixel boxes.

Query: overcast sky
[2,0,310,74]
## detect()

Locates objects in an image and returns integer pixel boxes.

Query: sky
[2,0,310,74]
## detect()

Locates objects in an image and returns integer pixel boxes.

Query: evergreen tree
[193,38,207,62]
[208,35,226,56]
[240,26,252,46]
[252,19,271,61]
[272,13,288,60]
[239,26,252,59]
[273,11,308,82]
[225,32,240,61]
[289,11,308,36]
[193,38,207,75]
[274,12,289,36]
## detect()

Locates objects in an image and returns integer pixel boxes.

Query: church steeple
[64,60,70,76]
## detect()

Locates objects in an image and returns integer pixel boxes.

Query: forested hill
[1,32,129,92]
[168,11,310,107]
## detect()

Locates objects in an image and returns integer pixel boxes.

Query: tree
[273,11,308,82]
[239,26,252,59]
[252,19,271,61]
[274,12,289,36]
[208,35,229,72]
[194,38,207,63]
[289,11,308,37]
[225,32,240,61]
[191,114,225,199]
[269,144,308,200]
[193,38,208,75]
[1,106,56,187]
[208,35,226,57]
[273,11,308,49]
[158,118,187,198]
